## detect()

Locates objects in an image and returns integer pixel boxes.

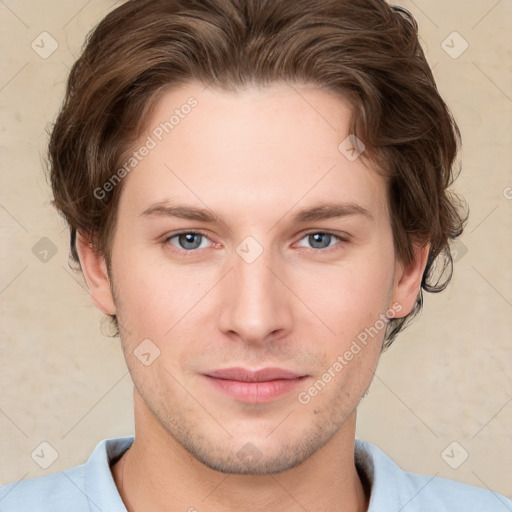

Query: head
[48,0,466,474]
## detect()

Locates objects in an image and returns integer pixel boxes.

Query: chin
[170,425,331,475]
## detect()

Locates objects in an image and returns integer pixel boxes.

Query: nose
[217,244,294,345]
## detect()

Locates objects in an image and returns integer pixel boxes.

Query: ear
[75,232,116,315]
[390,243,430,318]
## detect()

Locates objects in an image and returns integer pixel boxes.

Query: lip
[206,367,304,382]
[202,367,309,403]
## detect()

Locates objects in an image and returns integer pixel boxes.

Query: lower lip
[203,375,307,403]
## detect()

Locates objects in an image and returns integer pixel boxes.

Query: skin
[77,81,429,512]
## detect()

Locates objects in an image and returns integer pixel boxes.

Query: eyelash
[163,230,349,255]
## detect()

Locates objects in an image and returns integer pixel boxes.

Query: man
[1,0,510,510]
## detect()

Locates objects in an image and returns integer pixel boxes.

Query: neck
[112,391,369,512]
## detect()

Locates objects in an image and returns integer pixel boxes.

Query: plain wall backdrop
[1,0,511,500]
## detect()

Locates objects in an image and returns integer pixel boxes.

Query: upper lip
[204,367,305,382]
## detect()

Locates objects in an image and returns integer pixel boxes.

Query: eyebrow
[140,203,218,222]
[291,202,373,223]
[139,201,373,224]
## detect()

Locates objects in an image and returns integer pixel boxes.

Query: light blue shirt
[0,436,510,511]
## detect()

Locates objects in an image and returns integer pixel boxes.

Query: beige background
[1,0,511,501]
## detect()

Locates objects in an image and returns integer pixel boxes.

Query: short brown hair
[48,0,467,347]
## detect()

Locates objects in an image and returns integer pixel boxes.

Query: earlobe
[391,243,430,318]
[75,232,116,315]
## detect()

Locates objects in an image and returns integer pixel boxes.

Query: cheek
[111,249,206,336]
[293,259,394,334]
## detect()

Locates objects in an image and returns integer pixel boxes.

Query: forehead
[117,81,389,225]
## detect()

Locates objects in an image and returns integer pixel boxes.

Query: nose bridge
[218,241,292,343]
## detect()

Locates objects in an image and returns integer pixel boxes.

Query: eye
[163,231,345,253]
[165,232,212,251]
[296,232,344,250]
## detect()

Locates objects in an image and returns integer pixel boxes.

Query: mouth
[202,367,310,403]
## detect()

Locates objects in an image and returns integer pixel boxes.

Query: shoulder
[355,439,512,512]
[0,437,133,512]
[0,464,87,512]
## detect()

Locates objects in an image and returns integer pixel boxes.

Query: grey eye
[297,232,339,250]
[169,233,208,250]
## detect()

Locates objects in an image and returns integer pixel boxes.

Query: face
[82,81,424,474]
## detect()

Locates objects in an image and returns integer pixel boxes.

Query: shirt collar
[84,436,133,512]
